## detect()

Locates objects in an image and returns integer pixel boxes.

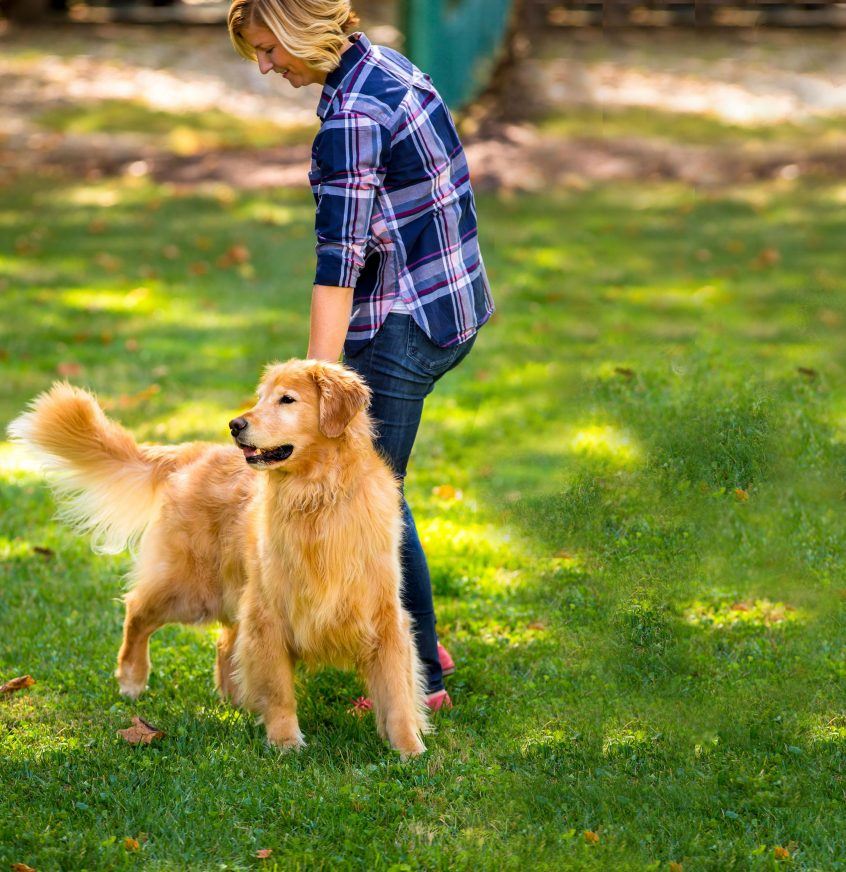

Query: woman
[228,0,494,710]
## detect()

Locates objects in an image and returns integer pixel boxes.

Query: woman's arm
[307,283,354,362]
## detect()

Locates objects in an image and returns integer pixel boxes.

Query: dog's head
[228,359,371,469]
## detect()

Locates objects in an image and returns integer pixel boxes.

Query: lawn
[1,173,845,870]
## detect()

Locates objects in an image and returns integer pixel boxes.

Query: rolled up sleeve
[312,112,391,288]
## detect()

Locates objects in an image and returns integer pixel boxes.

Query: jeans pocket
[406,319,469,377]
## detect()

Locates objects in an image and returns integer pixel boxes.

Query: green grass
[537,104,846,149]
[2,174,846,870]
[35,100,317,153]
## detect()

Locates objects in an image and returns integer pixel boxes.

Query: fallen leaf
[94,252,122,272]
[32,546,55,558]
[669,863,683,872]
[432,484,462,501]
[583,830,600,844]
[116,384,160,410]
[614,366,635,379]
[11,864,36,872]
[256,848,273,859]
[797,367,817,379]
[731,602,751,612]
[774,845,790,860]
[57,361,83,377]
[527,621,547,631]
[117,716,165,745]
[734,488,749,501]
[227,244,251,264]
[124,837,140,852]
[1,675,36,694]
[755,248,781,267]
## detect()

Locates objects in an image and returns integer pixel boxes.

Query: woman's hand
[307,283,354,362]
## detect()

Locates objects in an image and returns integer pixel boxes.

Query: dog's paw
[117,679,147,700]
[398,739,427,761]
[266,733,307,753]
[264,716,306,752]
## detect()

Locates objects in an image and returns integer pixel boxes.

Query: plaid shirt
[311,33,494,353]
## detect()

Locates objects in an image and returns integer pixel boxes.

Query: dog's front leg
[363,608,429,759]
[236,594,304,751]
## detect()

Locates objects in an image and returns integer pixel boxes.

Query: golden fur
[9,360,428,756]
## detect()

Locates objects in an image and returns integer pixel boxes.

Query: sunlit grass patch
[568,423,641,468]
[36,100,316,153]
[806,714,846,748]
[601,719,663,758]
[683,597,802,630]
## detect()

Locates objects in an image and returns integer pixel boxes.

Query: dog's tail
[8,382,204,554]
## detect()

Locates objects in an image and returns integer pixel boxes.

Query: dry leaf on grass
[734,488,749,501]
[774,845,790,860]
[583,830,600,844]
[1,675,36,694]
[117,716,165,745]
[12,863,36,872]
[57,361,83,377]
[32,546,55,558]
[527,621,547,631]
[256,848,273,859]
[124,837,140,852]
[432,484,462,501]
[669,863,683,872]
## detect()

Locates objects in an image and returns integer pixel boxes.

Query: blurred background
[2,2,846,193]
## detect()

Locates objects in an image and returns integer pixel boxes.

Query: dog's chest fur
[256,490,373,663]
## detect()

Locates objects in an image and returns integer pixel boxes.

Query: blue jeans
[343,314,477,693]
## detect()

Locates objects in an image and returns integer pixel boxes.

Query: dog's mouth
[237,441,294,465]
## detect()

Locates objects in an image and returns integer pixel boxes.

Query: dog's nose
[229,417,248,438]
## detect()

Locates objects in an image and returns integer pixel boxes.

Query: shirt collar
[316,32,371,120]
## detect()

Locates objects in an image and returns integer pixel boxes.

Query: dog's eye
[278,395,296,405]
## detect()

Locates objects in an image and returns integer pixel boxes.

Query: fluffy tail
[8,382,205,553]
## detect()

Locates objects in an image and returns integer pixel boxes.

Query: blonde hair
[228,0,361,72]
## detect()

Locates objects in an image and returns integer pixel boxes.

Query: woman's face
[241,23,326,88]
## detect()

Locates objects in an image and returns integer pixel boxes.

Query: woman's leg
[344,314,476,694]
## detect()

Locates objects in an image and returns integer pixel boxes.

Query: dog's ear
[311,363,371,438]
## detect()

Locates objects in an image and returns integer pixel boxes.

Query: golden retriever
[9,360,428,757]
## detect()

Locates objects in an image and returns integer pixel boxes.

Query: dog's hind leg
[215,624,243,706]
[115,589,166,700]
[116,567,218,699]
[363,610,428,759]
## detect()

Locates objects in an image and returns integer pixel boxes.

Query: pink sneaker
[425,689,453,711]
[437,643,456,677]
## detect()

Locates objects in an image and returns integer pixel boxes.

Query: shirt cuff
[314,242,363,288]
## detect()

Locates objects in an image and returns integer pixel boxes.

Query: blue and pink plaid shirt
[311,32,494,353]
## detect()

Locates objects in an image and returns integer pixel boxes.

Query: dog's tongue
[240,445,259,459]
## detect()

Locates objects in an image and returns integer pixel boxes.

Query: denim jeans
[343,314,477,693]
